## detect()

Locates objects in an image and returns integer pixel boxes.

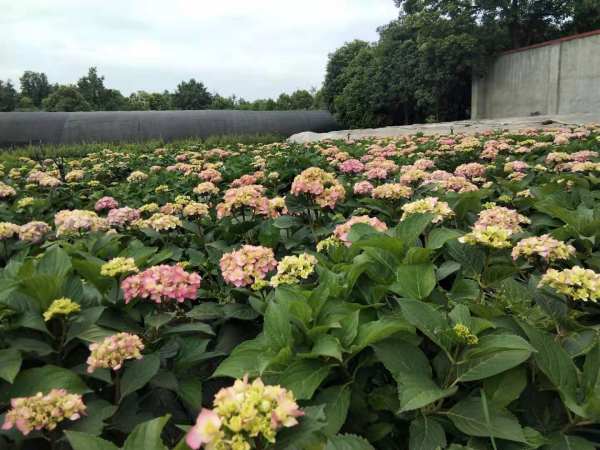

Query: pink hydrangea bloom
[95,196,119,211]
[87,332,144,372]
[353,181,374,195]
[220,245,278,287]
[338,159,364,174]
[121,265,202,303]
[334,215,388,246]
[107,207,141,228]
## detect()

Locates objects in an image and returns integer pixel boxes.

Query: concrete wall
[472,31,600,119]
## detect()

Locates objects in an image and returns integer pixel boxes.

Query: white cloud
[0,0,398,99]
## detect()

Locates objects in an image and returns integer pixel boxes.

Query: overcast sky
[1,0,398,100]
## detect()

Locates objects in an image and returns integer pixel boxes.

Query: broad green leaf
[427,227,462,249]
[374,339,456,412]
[447,396,527,442]
[178,378,203,411]
[68,398,117,435]
[213,337,271,379]
[519,321,583,416]
[483,366,527,407]
[394,213,433,245]
[65,431,119,450]
[37,245,72,279]
[163,322,214,336]
[351,316,414,352]
[544,433,596,450]
[274,405,326,450]
[7,365,90,398]
[122,415,170,450]
[446,240,485,278]
[325,434,375,450]
[313,384,351,437]
[399,299,450,351]
[0,348,21,383]
[409,416,446,450]
[264,301,292,350]
[310,334,343,361]
[120,353,161,400]
[391,263,436,300]
[277,359,331,400]
[457,349,532,382]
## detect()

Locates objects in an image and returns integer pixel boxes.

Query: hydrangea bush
[0,126,600,448]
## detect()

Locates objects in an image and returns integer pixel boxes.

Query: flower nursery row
[1,125,600,449]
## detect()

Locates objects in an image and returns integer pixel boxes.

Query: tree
[42,85,91,112]
[322,40,370,112]
[100,89,127,111]
[77,67,107,110]
[19,71,52,108]
[289,90,314,110]
[172,79,212,110]
[210,94,237,109]
[0,80,18,112]
[16,96,36,111]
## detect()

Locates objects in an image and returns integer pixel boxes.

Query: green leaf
[447,396,527,442]
[68,398,117,435]
[325,434,375,450]
[311,334,343,361]
[399,299,450,352]
[409,416,446,450]
[351,316,414,352]
[7,365,90,398]
[519,321,582,416]
[457,336,532,382]
[313,384,351,437]
[264,301,292,350]
[374,339,456,412]
[37,245,72,279]
[213,337,271,379]
[391,263,436,300]
[122,415,170,450]
[543,433,596,450]
[277,359,331,400]
[120,353,161,400]
[0,348,21,383]
[394,213,433,245]
[163,322,214,336]
[274,405,327,450]
[65,431,119,450]
[178,378,203,411]
[483,366,527,407]
[446,240,485,278]
[427,227,462,249]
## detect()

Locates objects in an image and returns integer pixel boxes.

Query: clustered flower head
[333,215,388,246]
[0,181,17,199]
[95,196,119,211]
[16,197,34,209]
[353,180,374,195]
[216,185,269,219]
[107,207,141,228]
[473,206,530,234]
[121,265,201,303]
[220,245,278,288]
[371,183,412,200]
[316,235,343,253]
[270,253,317,287]
[127,170,148,182]
[459,225,513,249]
[186,376,303,450]
[18,221,51,243]
[0,222,20,240]
[2,389,86,435]
[512,235,575,262]
[183,201,210,218]
[55,209,109,236]
[101,257,139,277]
[539,266,600,302]
[194,181,219,195]
[87,332,144,373]
[137,212,181,231]
[43,297,81,321]
[291,167,346,209]
[65,170,85,182]
[401,197,454,223]
[453,323,478,345]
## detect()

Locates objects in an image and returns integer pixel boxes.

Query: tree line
[322,0,600,128]
[0,67,325,112]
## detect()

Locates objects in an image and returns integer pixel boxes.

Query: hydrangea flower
[0,182,17,199]
[19,221,51,243]
[186,376,302,450]
[220,245,278,288]
[371,183,412,200]
[137,213,181,231]
[216,185,269,219]
[270,253,317,287]
[127,171,148,182]
[2,389,86,435]
[87,332,144,372]
[539,266,600,302]
[43,297,81,321]
[512,235,575,262]
[333,215,388,246]
[459,226,513,249]
[107,207,141,228]
[291,167,346,209]
[54,210,109,236]
[95,196,119,211]
[121,265,201,303]
[401,197,454,223]
[353,181,374,195]
[0,222,20,240]
[194,182,219,195]
[101,257,139,277]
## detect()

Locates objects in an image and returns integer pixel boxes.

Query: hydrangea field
[1,125,600,449]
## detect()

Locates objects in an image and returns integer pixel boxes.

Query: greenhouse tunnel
[0,110,340,147]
